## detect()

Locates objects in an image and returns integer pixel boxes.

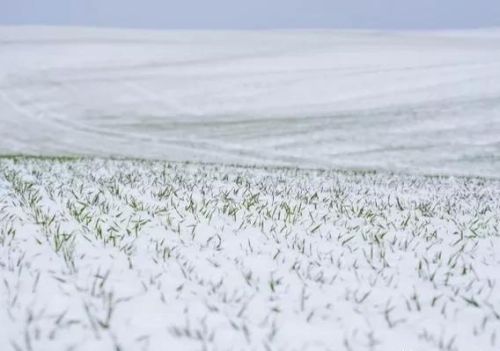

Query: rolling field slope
[1,27,500,176]
[2,26,500,351]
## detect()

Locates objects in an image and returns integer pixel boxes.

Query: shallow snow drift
[1,157,500,350]
[1,27,500,176]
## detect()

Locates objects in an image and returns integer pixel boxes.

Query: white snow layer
[1,26,500,176]
[1,158,500,351]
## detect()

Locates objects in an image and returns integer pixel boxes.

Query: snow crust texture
[1,27,500,176]
[1,157,500,351]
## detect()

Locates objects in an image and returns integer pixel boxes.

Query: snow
[1,26,500,351]
[1,26,500,176]
[1,157,500,351]
[0,177,7,197]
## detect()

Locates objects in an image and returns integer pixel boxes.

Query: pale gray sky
[1,0,499,29]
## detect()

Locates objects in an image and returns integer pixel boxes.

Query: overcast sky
[1,0,499,30]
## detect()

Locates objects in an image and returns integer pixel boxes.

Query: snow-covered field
[1,157,500,351]
[1,27,500,176]
[1,27,500,351]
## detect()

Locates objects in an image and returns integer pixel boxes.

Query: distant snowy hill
[1,26,499,176]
